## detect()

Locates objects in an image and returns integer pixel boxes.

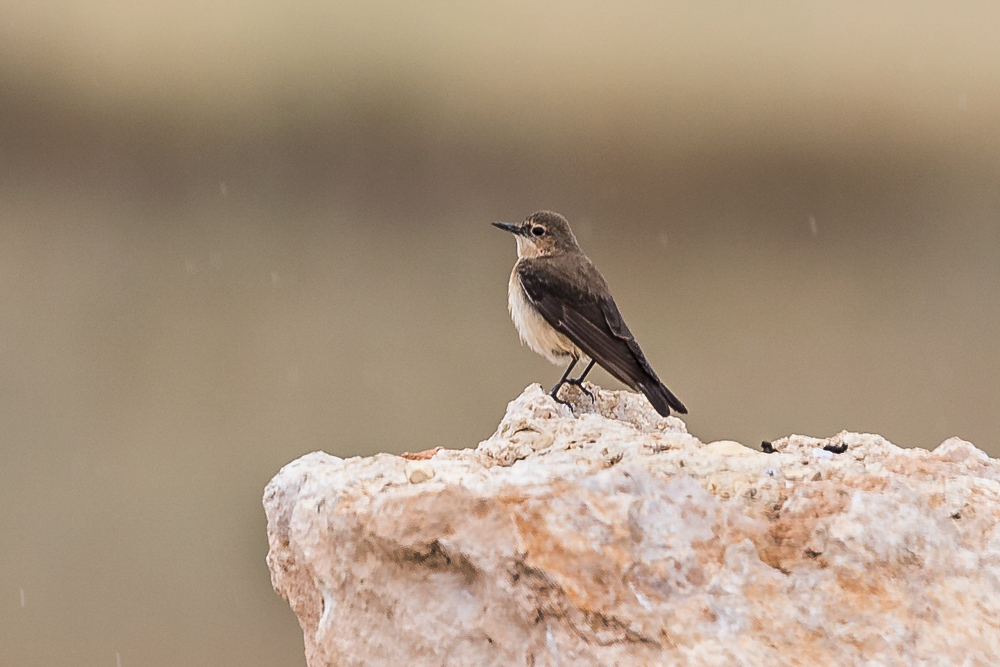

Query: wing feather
[517,260,649,392]
[516,256,687,415]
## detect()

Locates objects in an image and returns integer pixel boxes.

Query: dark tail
[638,380,687,417]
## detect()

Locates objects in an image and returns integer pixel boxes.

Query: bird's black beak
[492,221,524,236]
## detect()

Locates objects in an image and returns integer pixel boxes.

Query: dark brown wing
[517,256,687,416]
[597,293,687,416]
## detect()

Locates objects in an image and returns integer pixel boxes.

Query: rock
[264,384,1000,667]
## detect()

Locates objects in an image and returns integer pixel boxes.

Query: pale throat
[514,236,544,258]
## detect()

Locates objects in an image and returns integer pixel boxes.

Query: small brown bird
[493,211,687,417]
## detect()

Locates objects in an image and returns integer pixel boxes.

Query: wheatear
[493,211,686,417]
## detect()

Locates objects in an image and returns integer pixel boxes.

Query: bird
[493,210,687,417]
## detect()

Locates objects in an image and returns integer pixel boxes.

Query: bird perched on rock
[493,210,686,417]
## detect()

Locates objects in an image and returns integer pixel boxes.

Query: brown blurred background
[1,2,998,665]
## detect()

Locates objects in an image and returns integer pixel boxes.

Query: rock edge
[265,384,1000,667]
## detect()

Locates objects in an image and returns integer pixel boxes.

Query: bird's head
[492,211,581,258]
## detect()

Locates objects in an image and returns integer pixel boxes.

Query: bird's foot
[562,377,594,400]
[548,383,575,410]
[550,390,574,410]
[549,380,595,413]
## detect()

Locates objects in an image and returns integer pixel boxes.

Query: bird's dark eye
[531,226,545,236]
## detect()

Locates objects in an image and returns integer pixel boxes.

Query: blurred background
[1,1,998,665]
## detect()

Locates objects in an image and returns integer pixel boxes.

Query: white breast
[508,265,580,365]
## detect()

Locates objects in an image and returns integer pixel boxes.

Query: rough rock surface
[264,384,1000,667]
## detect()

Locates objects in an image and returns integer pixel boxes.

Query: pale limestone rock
[264,384,1000,667]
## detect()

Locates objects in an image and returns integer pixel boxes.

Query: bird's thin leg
[549,357,578,400]
[573,359,596,383]
[563,359,596,399]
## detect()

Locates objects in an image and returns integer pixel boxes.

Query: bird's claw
[563,378,594,400]
[550,390,573,410]
[549,380,595,412]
